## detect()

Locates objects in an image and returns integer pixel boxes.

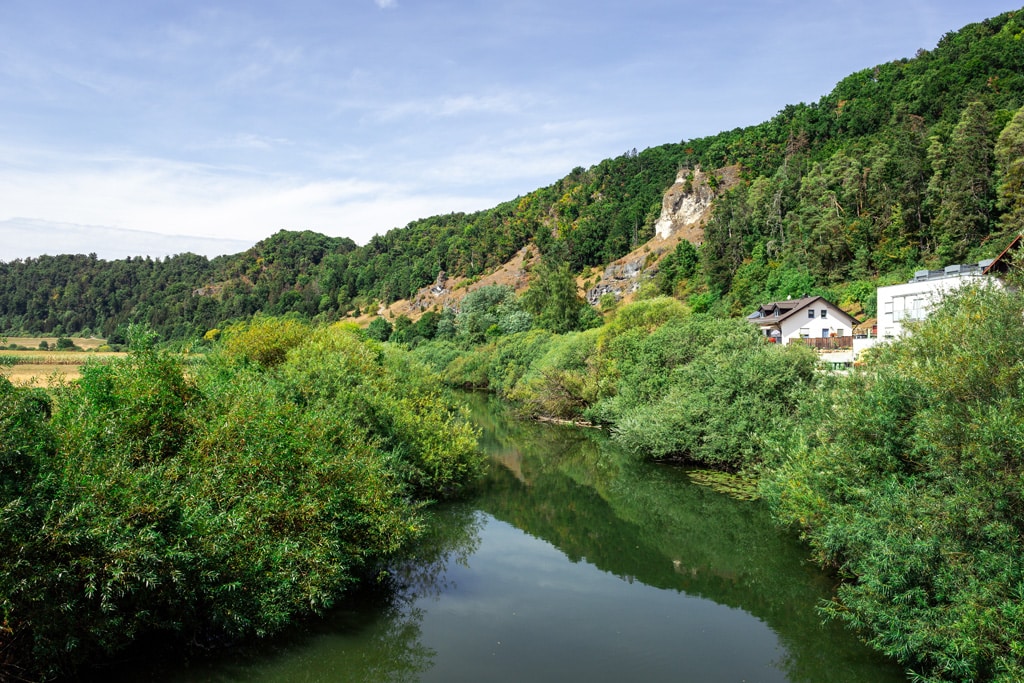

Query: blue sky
[1,0,1020,260]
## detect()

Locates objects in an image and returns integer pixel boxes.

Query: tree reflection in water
[96,502,484,683]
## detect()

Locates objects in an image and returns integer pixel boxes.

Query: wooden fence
[795,336,854,351]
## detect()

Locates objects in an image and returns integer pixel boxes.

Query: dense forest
[2,8,1024,340]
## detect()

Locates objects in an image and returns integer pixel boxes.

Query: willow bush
[762,284,1024,682]
[0,319,481,680]
[595,312,820,469]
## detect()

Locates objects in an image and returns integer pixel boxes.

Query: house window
[808,309,815,319]
[821,309,827,318]
[822,329,829,338]
[799,328,809,338]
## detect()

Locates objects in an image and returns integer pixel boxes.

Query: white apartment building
[876,260,998,339]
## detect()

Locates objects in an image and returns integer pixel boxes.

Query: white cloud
[0,146,506,256]
[195,133,292,151]
[374,0,397,8]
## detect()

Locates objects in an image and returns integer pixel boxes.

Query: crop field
[0,337,124,387]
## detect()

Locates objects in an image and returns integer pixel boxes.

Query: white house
[746,296,859,345]
[876,259,1001,339]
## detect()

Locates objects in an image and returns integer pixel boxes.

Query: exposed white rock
[654,167,716,239]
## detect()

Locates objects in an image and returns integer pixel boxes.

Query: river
[102,392,905,682]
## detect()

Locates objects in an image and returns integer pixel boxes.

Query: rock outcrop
[586,166,735,306]
[653,167,716,239]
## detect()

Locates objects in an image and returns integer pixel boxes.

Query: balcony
[796,335,853,351]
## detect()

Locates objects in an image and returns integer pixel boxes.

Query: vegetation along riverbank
[4,7,1024,680]
[0,320,481,680]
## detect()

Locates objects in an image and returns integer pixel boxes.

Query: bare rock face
[586,256,650,306]
[654,167,716,239]
[430,270,449,296]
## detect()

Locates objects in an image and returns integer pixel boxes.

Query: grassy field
[0,337,125,387]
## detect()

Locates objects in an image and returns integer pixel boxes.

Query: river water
[106,392,905,682]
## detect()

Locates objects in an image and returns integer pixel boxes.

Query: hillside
[1,7,1023,340]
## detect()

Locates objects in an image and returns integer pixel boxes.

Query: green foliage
[598,296,689,345]
[655,239,699,295]
[455,285,531,343]
[507,328,602,419]
[928,101,997,264]
[366,316,393,342]
[994,103,1024,237]
[485,329,555,397]
[440,342,497,389]
[520,259,594,334]
[762,285,1024,681]
[220,315,311,367]
[0,320,482,680]
[0,377,52,502]
[592,314,820,469]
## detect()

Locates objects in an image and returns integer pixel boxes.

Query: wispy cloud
[197,133,293,151]
[374,0,397,8]
[377,92,529,121]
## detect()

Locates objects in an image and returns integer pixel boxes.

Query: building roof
[853,317,877,334]
[982,233,1022,276]
[746,295,860,328]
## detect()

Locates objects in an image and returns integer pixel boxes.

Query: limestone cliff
[653,167,717,240]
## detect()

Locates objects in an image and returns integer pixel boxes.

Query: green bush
[366,316,393,342]
[599,315,819,468]
[220,315,310,367]
[442,342,497,389]
[508,328,601,420]
[762,284,1024,681]
[486,329,555,396]
[0,320,482,680]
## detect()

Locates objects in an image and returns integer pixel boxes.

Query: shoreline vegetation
[0,320,482,681]
[3,283,1023,681]
[404,283,1024,682]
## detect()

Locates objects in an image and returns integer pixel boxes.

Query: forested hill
[2,7,1024,340]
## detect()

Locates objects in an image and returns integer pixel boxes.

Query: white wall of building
[876,268,995,339]
[778,303,855,343]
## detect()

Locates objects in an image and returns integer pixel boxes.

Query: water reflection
[462,392,903,683]
[96,392,904,683]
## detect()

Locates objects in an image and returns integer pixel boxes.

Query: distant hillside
[1,7,1023,339]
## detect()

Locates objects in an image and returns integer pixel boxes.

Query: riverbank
[408,286,1024,682]
[0,320,483,681]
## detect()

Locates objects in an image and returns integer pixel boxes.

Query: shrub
[508,328,601,419]
[0,321,482,680]
[761,284,1024,681]
[366,316,393,342]
[603,315,819,468]
[220,315,310,367]
[486,329,554,397]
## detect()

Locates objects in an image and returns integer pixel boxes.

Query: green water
[103,392,905,682]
